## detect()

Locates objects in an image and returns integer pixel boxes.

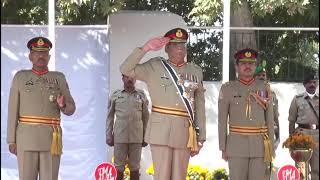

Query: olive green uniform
[7,70,76,180]
[106,89,149,172]
[120,48,206,180]
[288,92,319,180]
[218,80,275,180]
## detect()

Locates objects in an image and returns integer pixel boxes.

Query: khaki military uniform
[272,91,280,148]
[218,79,275,180]
[7,70,76,180]
[120,48,206,180]
[288,92,319,180]
[106,88,149,172]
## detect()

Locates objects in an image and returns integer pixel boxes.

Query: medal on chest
[177,73,199,106]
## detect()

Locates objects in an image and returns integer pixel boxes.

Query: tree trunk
[229,0,257,80]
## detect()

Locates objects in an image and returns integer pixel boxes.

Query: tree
[1,0,124,24]
[190,0,319,80]
[1,0,48,24]
[2,0,318,81]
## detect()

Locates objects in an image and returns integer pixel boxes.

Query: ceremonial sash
[161,59,199,151]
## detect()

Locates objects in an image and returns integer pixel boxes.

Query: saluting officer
[218,48,275,180]
[7,37,76,180]
[106,74,149,180]
[288,74,319,180]
[120,28,206,180]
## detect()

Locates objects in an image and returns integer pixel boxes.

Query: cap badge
[176,30,183,38]
[245,52,252,58]
[37,38,44,46]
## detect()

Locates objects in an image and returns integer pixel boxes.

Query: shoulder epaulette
[15,70,30,77]
[149,56,165,64]
[51,71,64,76]
[222,81,233,88]
[137,89,147,100]
[16,69,30,74]
[19,69,29,73]
[255,79,265,85]
[136,89,145,95]
[148,57,164,66]
[158,57,166,61]
[111,89,122,98]
[187,62,202,70]
[296,93,304,98]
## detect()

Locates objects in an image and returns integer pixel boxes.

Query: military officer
[7,37,76,180]
[218,48,275,180]
[106,74,149,180]
[288,74,319,180]
[120,28,206,180]
[254,66,280,149]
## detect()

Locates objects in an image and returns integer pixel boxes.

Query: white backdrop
[1,25,110,180]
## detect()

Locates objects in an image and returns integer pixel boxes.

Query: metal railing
[187,27,319,82]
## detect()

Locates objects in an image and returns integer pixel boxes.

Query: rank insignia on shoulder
[296,93,304,98]
[25,79,34,85]
[136,94,140,99]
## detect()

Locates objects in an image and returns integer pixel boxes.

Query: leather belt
[298,124,319,130]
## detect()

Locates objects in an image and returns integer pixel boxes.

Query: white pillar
[48,0,55,70]
[222,0,230,83]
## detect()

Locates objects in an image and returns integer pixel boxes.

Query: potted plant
[282,132,317,179]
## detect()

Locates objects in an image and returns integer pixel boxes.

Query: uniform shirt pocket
[22,85,35,93]
[134,99,143,111]
[115,97,127,111]
[297,102,308,121]
[21,86,37,100]
[231,93,243,106]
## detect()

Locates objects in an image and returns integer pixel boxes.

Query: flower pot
[290,149,313,180]
[290,149,313,162]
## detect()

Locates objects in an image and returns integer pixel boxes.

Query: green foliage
[254,0,319,27]
[1,0,48,24]
[1,0,124,25]
[56,0,124,25]
[190,0,316,25]
[212,168,228,180]
[190,0,318,81]
[257,31,318,82]
[1,0,318,81]
[187,29,223,81]
[120,0,196,25]
[189,0,222,25]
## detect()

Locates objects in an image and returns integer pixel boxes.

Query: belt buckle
[311,124,316,129]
